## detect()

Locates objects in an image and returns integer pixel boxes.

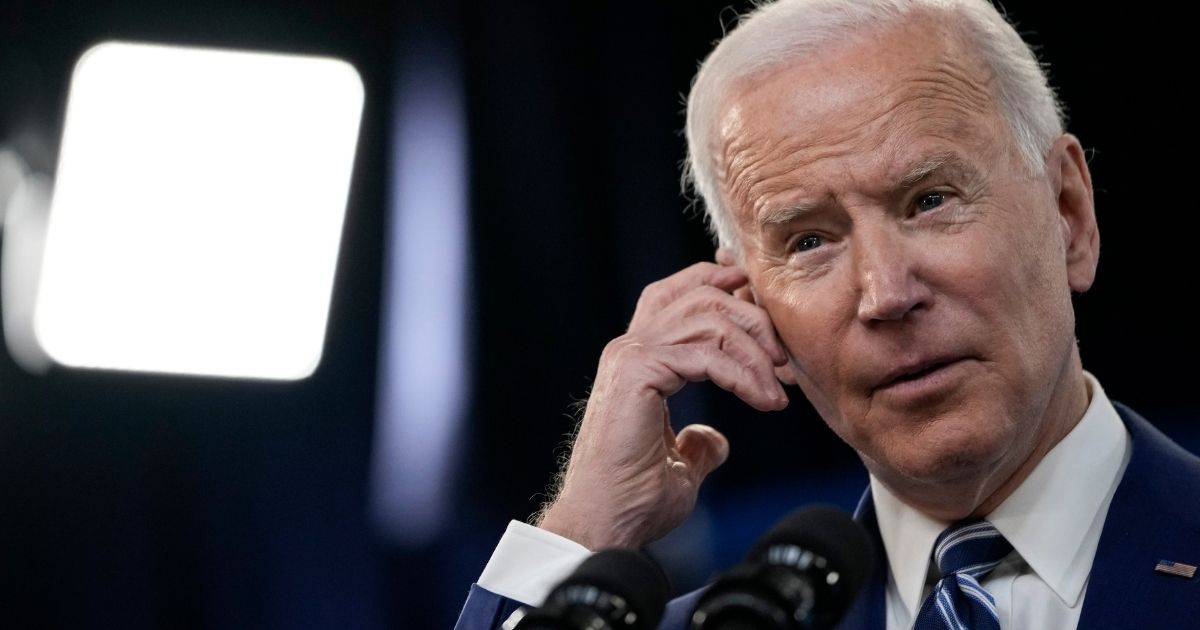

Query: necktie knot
[914,521,1013,630]
[932,520,1013,579]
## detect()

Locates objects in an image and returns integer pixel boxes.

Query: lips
[871,355,967,392]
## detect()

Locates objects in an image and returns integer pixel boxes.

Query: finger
[775,361,798,386]
[731,284,755,304]
[650,312,783,390]
[715,249,754,303]
[675,424,729,483]
[634,262,748,315]
[652,286,787,365]
[640,343,788,411]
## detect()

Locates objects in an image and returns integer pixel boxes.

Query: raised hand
[535,260,789,550]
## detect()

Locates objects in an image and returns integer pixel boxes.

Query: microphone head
[692,505,874,629]
[544,548,671,630]
[746,505,874,601]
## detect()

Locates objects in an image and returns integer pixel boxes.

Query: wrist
[536,499,643,551]
[535,501,598,550]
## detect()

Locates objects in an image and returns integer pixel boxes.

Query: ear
[1048,134,1100,292]
[716,247,757,304]
[715,247,738,267]
[715,246,792,384]
[718,246,795,384]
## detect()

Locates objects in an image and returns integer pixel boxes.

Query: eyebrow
[758,202,821,228]
[758,150,984,228]
[898,151,982,189]
[756,152,982,230]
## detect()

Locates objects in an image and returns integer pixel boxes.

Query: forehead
[716,16,1009,222]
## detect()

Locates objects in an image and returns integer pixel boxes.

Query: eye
[915,191,946,213]
[795,234,823,252]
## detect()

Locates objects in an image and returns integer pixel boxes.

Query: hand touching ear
[716,247,756,304]
[717,247,797,386]
[535,260,790,550]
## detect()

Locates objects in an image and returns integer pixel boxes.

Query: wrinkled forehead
[714,16,1011,224]
[717,10,1002,134]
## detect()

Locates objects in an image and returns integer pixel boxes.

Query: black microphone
[690,505,874,630]
[508,548,671,630]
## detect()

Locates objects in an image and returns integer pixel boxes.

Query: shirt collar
[870,372,1130,618]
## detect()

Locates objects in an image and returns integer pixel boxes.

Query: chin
[872,418,1014,487]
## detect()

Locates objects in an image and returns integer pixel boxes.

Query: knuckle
[694,343,722,363]
[602,337,634,360]
[642,278,670,301]
[746,306,773,333]
[605,338,654,367]
[691,284,726,305]
[705,314,742,343]
[635,286,668,315]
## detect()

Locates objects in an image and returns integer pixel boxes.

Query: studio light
[32,42,364,380]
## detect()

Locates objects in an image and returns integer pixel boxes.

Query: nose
[852,225,931,323]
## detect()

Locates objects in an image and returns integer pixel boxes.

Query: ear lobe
[1051,134,1100,292]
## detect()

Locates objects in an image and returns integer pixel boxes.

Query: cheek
[930,210,1076,395]
[931,241,1003,308]
[758,273,839,359]
[756,277,852,415]
[972,212,1072,324]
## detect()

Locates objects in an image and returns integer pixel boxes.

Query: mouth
[873,356,967,392]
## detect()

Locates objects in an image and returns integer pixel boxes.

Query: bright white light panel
[34,42,364,380]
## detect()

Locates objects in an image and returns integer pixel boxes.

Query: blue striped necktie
[913,520,1013,630]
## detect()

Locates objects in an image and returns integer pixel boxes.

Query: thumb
[675,424,730,484]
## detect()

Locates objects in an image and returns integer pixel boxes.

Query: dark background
[0,1,1195,628]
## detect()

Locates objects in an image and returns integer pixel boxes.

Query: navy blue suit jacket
[454,403,1200,629]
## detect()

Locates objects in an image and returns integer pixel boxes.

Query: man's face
[718,19,1098,503]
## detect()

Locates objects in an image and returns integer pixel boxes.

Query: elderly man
[456,0,1200,628]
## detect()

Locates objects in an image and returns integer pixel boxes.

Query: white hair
[683,0,1065,249]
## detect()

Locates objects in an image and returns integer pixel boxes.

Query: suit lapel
[836,404,1200,629]
[1076,403,1200,627]
[837,488,888,630]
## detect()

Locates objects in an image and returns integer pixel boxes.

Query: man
[456,0,1200,628]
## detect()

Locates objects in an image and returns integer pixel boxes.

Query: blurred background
[0,0,1195,627]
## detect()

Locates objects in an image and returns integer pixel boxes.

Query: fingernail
[772,386,788,408]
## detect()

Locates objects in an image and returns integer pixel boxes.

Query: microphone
[507,548,671,630]
[690,505,874,630]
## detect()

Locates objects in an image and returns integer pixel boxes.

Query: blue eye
[916,191,945,213]
[796,234,823,252]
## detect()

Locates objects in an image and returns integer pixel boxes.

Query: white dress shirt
[476,373,1130,629]
[873,372,1129,629]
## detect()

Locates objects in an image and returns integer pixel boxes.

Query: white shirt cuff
[477,520,593,606]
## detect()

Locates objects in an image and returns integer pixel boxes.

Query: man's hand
[535,261,789,550]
